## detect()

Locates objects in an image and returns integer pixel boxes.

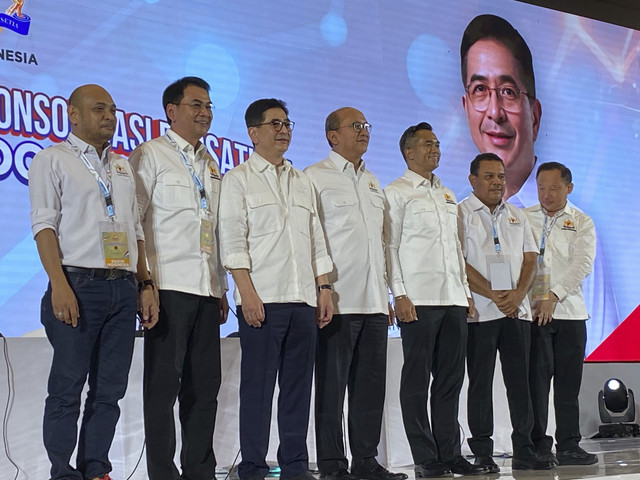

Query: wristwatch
[317,284,334,293]
[137,279,154,292]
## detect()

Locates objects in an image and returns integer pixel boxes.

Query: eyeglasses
[253,119,295,132]
[465,82,531,113]
[336,122,372,134]
[175,102,215,113]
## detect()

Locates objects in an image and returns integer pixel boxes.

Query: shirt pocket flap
[246,192,278,209]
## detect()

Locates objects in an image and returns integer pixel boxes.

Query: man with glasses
[384,122,487,478]
[305,107,405,480]
[458,153,553,472]
[130,76,229,480]
[460,14,541,202]
[219,98,333,480]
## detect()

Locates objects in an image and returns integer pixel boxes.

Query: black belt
[63,266,132,280]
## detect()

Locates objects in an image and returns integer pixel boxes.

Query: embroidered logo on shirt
[562,219,577,231]
[114,164,129,176]
[508,216,521,225]
[368,181,379,192]
[208,165,221,180]
[444,193,456,204]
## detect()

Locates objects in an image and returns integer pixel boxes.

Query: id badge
[486,255,513,290]
[100,221,131,268]
[532,262,551,300]
[200,213,214,254]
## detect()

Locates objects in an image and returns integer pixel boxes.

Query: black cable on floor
[2,337,23,480]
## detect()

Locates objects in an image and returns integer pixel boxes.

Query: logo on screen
[0,0,30,35]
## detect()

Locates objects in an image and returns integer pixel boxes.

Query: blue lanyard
[69,140,115,220]
[491,214,501,255]
[165,133,208,211]
[539,214,558,264]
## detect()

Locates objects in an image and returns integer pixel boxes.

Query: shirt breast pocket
[246,192,281,237]
[163,172,193,208]
[292,188,313,237]
[408,203,438,237]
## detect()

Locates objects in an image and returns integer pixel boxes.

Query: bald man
[305,107,405,480]
[28,84,157,480]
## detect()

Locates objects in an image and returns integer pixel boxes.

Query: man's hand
[138,286,159,329]
[466,297,476,319]
[533,293,558,326]
[395,296,417,323]
[241,289,265,327]
[316,289,333,328]
[387,302,395,326]
[493,289,524,318]
[51,280,79,327]
[220,293,230,325]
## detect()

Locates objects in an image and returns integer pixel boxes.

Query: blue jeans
[41,271,137,480]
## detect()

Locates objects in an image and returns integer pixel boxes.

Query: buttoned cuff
[550,285,566,302]
[223,252,251,271]
[313,254,333,278]
[390,281,407,298]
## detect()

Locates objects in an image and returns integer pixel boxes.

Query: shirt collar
[248,151,291,174]
[402,168,441,189]
[166,129,206,157]
[328,150,363,174]
[468,191,506,215]
[66,133,111,161]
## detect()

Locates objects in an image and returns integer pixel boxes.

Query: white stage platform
[0,337,637,479]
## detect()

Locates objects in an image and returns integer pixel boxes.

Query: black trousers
[143,290,221,480]
[467,318,535,458]
[314,313,388,474]
[237,303,317,480]
[530,319,587,452]
[399,306,467,465]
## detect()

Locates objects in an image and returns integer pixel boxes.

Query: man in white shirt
[305,107,405,480]
[384,122,486,478]
[130,76,229,480]
[524,162,598,466]
[458,153,552,472]
[219,98,333,480]
[28,84,158,480]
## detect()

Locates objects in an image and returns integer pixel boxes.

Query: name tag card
[486,255,512,290]
[100,221,131,268]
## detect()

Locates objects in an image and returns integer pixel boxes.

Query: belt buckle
[106,269,118,280]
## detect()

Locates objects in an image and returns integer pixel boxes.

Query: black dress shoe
[511,455,554,470]
[446,456,489,475]
[286,472,317,480]
[414,461,451,478]
[352,464,408,480]
[473,456,499,474]
[320,470,360,480]
[536,449,559,466]
[556,446,598,465]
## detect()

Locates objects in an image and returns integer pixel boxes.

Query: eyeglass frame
[333,122,372,134]
[173,101,216,113]
[251,119,295,132]
[464,82,532,113]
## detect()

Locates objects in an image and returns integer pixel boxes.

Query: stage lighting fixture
[597,378,639,437]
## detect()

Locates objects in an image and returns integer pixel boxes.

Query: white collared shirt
[524,203,595,320]
[458,192,538,322]
[304,151,387,314]
[130,129,227,298]
[384,169,470,307]
[219,152,332,307]
[29,133,143,271]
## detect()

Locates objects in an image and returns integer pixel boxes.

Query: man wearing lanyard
[305,107,405,480]
[385,122,487,477]
[28,84,158,480]
[524,162,598,466]
[130,76,229,480]
[219,98,333,480]
[458,153,552,472]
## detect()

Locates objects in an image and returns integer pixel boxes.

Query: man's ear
[531,98,542,142]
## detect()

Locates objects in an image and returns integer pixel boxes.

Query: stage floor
[215,437,640,480]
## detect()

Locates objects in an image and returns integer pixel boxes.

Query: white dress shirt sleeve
[383,185,407,297]
[551,216,596,301]
[219,170,252,271]
[29,150,62,237]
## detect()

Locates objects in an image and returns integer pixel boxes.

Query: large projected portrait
[0,0,638,361]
